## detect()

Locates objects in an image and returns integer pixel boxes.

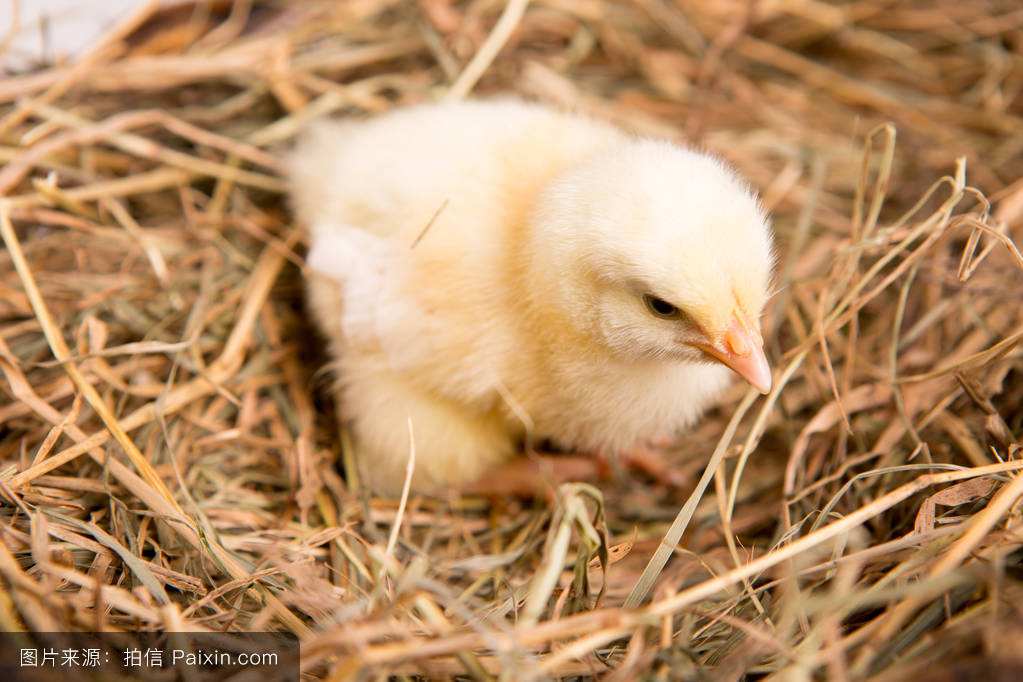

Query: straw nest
[1,0,1022,679]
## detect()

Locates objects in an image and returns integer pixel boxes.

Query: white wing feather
[306,223,441,374]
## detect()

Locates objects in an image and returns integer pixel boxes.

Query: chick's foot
[463,444,691,499]
[463,454,600,498]
[602,445,692,490]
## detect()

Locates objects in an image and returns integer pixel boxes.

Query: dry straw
[1,0,1022,679]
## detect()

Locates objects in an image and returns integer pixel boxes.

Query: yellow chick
[289,98,773,496]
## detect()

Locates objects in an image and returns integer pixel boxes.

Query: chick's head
[528,139,775,392]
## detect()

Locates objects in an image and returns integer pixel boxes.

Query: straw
[1,1,1021,678]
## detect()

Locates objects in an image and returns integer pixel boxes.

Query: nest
[1,0,1022,679]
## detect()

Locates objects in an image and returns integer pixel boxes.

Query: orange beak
[691,315,772,394]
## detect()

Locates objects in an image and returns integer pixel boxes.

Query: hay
[1,0,1022,678]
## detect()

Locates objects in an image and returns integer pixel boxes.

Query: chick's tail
[286,120,356,234]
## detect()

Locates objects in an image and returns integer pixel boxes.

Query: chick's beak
[693,316,772,394]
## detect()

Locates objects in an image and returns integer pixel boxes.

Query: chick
[289,98,774,496]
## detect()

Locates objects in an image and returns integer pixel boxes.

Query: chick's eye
[643,294,682,319]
